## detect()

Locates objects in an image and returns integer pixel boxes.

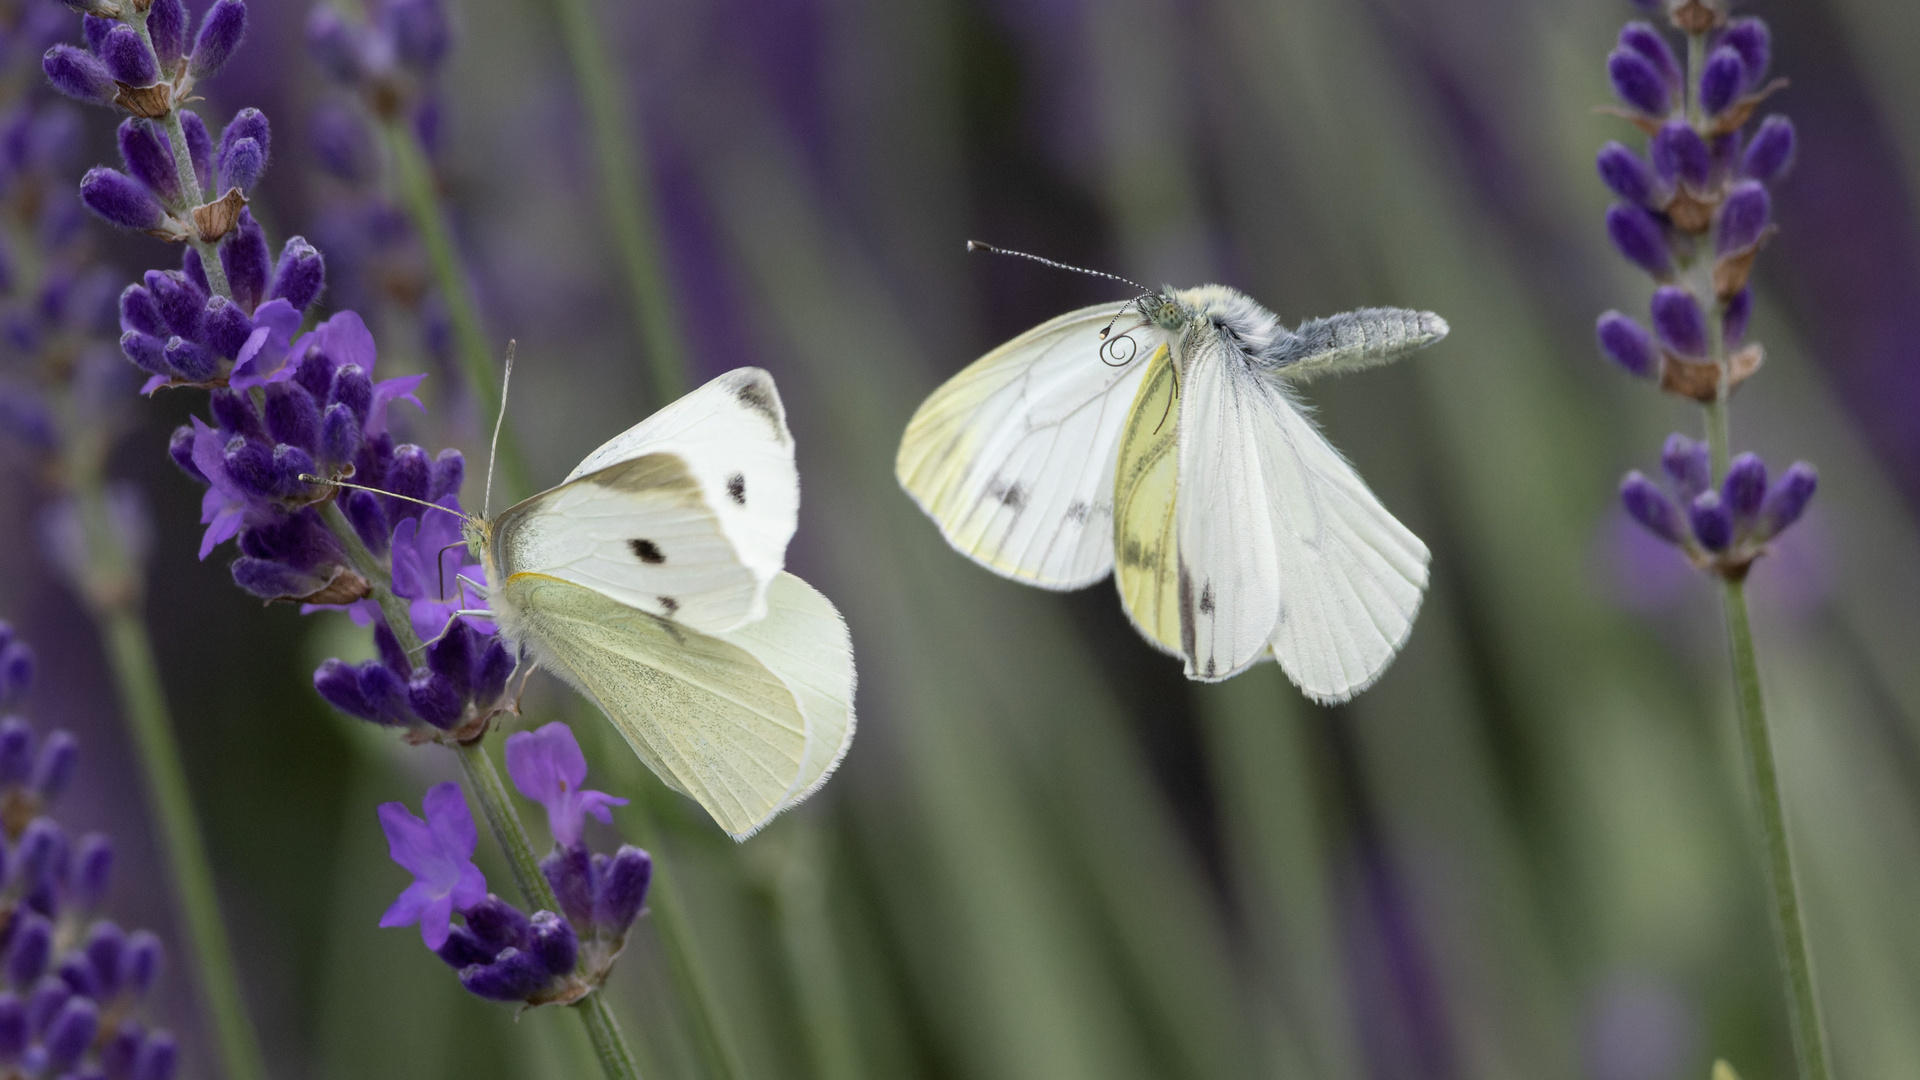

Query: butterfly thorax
[1166,285,1288,368]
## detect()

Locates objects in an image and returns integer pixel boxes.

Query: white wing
[502,570,854,840]
[1177,333,1429,698]
[494,368,797,634]
[896,302,1167,589]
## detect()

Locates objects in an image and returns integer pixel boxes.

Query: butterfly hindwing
[1112,343,1184,656]
[897,302,1165,589]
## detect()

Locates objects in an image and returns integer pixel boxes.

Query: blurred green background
[6,0,1920,1078]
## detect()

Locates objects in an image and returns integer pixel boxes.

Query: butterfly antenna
[485,340,515,519]
[299,476,470,522]
[966,241,1149,294]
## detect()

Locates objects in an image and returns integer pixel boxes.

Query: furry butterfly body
[897,286,1446,702]
[471,368,854,839]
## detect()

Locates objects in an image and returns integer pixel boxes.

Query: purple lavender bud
[329,364,373,421]
[7,913,51,986]
[0,651,31,711]
[169,426,205,481]
[1651,120,1711,189]
[24,975,68,1034]
[1699,45,1746,117]
[272,444,318,496]
[220,209,271,314]
[1618,22,1680,86]
[1743,116,1796,183]
[217,137,264,192]
[181,247,210,301]
[541,845,596,928]
[406,669,462,729]
[305,7,365,83]
[386,0,451,70]
[180,111,212,194]
[0,995,23,1059]
[319,404,362,468]
[1606,49,1670,117]
[434,926,496,968]
[42,46,116,106]
[44,996,96,1069]
[386,444,432,512]
[232,558,317,600]
[594,846,652,933]
[425,622,475,698]
[31,732,75,801]
[315,659,374,719]
[358,431,395,489]
[144,270,204,342]
[1595,311,1657,377]
[0,717,31,784]
[122,932,160,1000]
[1650,287,1708,358]
[1661,434,1712,499]
[121,332,170,376]
[460,948,547,1002]
[464,895,533,950]
[1721,17,1770,90]
[1621,472,1685,545]
[82,14,113,55]
[75,835,111,907]
[472,638,511,708]
[359,665,411,725]
[1689,490,1732,552]
[1605,204,1672,278]
[203,295,253,359]
[223,436,276,499]
[79,168,165,231]
[1723,287,1752,345]
[1723,452,1768,528]
[309,103,372,182]
[1596,142,1662,207]
[431,449,465,501]
[267,236,324,311]
[1716,180,1771,256]
[190,0,247,79]
[149,0,187,72]
[162,337,216,381]
[119,284,164,337]
[376,620,412,677]
[527,911,577,979]
[98,25,158,87]
[84,922,124,998]
[343,488,389,554]
[264,382,321,452]
[218,108,270,166]
[133,1031,177,1080]
[117,121,178,205]
[208,388,262,439]
[1758,463,1817,539]
[99,1019,143,1079]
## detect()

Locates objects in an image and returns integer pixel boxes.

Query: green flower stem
[1719,580,1831,1080]
[380,122,530,498]
[313,502,640,1080]
[129,7,232,300]
[95,605,267,1080]
[551,0,688,407]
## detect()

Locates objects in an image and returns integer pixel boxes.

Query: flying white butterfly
[897,247,1446,703]
[440,367,854,840]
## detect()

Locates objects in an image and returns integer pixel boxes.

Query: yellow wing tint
[1112,344,1183,656]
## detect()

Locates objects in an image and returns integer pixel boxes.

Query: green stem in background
[314,502,642,1080]
[381,122,530,496]
[1719,581,1831,1080]
[550,0,688,407]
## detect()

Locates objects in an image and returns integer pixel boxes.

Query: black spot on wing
[733,376,785,437]
[1178,561,1197,663]
[658,596,679,616]
[1066,500,1090,525]
[1199,582,1215,615]
[986,477,1027,512]
[726,472,746,505]
[629,539,665,564]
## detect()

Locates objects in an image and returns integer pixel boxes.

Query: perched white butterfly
[897,248,1446,702]
[461,367,856,840]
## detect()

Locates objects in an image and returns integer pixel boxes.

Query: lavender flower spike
[506,723,628,848]
[378,782,487,949]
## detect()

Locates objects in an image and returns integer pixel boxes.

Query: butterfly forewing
[1112,343,1184,656]
[897,302,1163,589]
[494,452,764,634]
[564,368,799,619]
[501,573,810,839]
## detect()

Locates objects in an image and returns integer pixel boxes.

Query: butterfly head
[1139,292,1193,332]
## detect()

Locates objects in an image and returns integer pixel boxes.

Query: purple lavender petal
[203,295,253,359]
[1650,287,1707,358]
[527,911,578,979]
[134,1032,178,1080]
[42,996,96,1069]
[228,298,301,390]
[464,895,533,950]
[220,209,272,313]
[1723,453,1768,527]
[594,845,652,933]
[168,425,204,481]
[1620,473,1685,546]
[459,948,547,1001]
[1595,312,1656,377]
[506,722,628,848]
[1688,491,1732,551]
[1618,22,1680,88]
[378,783,486,949]
[180,110,212,193]
[267,236,324,311]
[120,284,164,337]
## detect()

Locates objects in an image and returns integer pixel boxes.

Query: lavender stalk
[1597,3,1828,1075]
